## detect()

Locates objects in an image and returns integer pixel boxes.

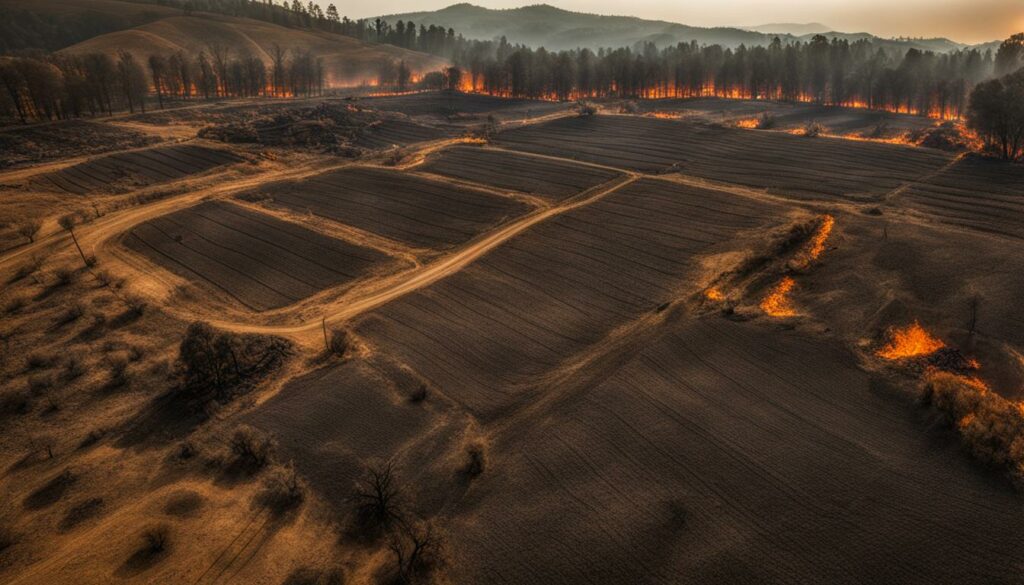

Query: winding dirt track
[0,114,973,348]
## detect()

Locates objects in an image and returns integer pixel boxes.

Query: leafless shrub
[83,254,98,268]
[230,425,274,471]
[463,442,487,479]
[326,328,350,358]
[384,147,407,166]
[409,383,428,403]
[575,100,598,117]
[16,220,41,243]
[802,122,825,137]
[142,525,169,554]
[93,270,123,289]
[387,519,444,585]
[177,321,292,405]
[257,463,305,515]
[122,295,147,318]
[353,462,402,535]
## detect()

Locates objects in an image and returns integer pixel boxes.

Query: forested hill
[379,3,996,53]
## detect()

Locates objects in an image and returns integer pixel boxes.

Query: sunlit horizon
[345,0,1022,44]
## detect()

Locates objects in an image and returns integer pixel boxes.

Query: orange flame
[704,288,724,301]
[735,118,760,129]
[876,321,945,360]
[805,215,835,261]
[760,277,797,317]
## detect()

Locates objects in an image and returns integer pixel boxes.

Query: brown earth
[2,93,1024,585]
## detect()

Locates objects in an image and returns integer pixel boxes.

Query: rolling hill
[379,3,994,52]
[1,0,447,84]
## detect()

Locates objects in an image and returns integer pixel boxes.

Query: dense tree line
[967,69,1024,160]
[0,46,324,122]
[443,35,1000,119]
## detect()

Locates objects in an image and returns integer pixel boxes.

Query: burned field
[5,87,1024,585]
[636,97,936,135]
[0,120,160,169]
[898,155,1024,240]
[29,144,243,195]
[361,91,567,122]
[333,179,775,418]
[497,115,952,200]
[242,166,533,249]
[123,200,393,310]
[445,317,1024,584]
[420,145,624,201]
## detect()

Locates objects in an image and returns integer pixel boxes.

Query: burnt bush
[409,383,428,403]
[386,520,444,585]
[802,122,825,137]
[177,321,292,405]
[575,100,598,117]
[230,425,274,471]
[462,443,487,479]
[352,462,402,537]
[756,112,776,129]
[257,464,305,515]
[326,328,351,358]
[923,371,1024,487]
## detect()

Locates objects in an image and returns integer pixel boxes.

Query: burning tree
[967,69,1024,161]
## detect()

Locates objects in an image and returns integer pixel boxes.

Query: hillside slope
[380,3,989,52]
[3,0,447,84]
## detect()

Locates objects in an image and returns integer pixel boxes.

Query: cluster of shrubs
[176,321,292,407]
[923,371,1024,487]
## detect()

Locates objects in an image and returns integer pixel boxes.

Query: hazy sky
[350,0,1022,44]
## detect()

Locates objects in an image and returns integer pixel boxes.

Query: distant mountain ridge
[379,3,998,53]
[745,23,831,36]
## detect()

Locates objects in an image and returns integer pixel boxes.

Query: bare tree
[16,221,41,244]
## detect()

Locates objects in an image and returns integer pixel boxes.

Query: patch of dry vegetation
[923,371,1024,487]
[176,321,292,410]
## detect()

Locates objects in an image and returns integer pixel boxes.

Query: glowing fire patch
[760,277,797,317]
[876,321,945,360]
[735,118,760,129]
[704,288,724,301]
[805,215,835,261]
